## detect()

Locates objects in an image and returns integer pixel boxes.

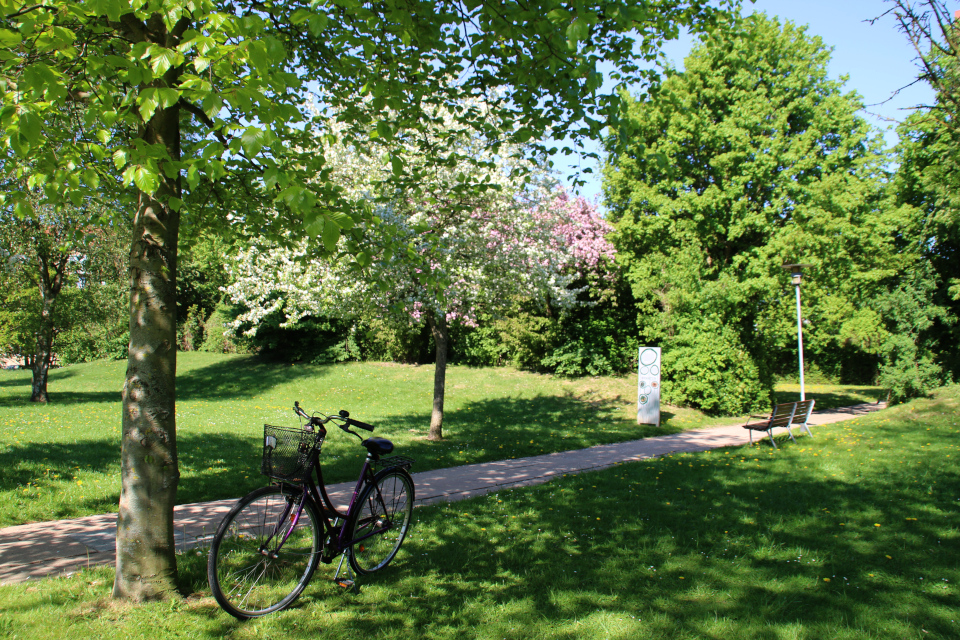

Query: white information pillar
[637,347,661,426]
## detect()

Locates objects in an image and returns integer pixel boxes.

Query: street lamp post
[782,264,813,401]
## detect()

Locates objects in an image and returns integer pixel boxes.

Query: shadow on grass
[246,421,959,639]
[176,356,337,401]
[772,387,885,410]
[1,367,111,405]
[0,431,269,518]
[176,391,678,504]
[0,376,29,389]
[1,389,682,525]
[10,394,957,639]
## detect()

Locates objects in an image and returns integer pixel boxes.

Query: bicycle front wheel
[348,468,415,575]
[207,485,321,619]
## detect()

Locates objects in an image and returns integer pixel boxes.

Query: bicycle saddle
[362,437,394,456]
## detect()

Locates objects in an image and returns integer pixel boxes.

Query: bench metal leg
[768,430,778,449]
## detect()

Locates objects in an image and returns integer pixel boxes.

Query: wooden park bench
[743,399,816,449]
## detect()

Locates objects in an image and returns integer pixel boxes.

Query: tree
[228,111,614,439]
[0,208,129,396]
[2,0,736,598]
[604,13,902,413]
[884,1,960,380]
[0,209,75,402]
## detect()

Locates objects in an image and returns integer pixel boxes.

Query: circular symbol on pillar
[639,383,653,396]
[640,366,649,375]
[651,365,660,376]
[640,348,658,366]
[639,394,649,405]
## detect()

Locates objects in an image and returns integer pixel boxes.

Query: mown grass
[1,384,957,639]
[0,354,883,527]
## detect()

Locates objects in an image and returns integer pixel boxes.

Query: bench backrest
[768,402,798,429]
[794,399,815,424]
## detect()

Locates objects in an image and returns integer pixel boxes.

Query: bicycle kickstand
[333,551,359,593]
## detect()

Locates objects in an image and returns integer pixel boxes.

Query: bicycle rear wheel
[347,468,415,575]
[207,485,321,619]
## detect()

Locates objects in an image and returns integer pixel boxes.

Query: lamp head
[782,263,814,286]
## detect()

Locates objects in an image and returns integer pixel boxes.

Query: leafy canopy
[1,0,735,243]
[604,13,901,411]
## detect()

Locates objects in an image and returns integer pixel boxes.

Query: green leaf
[150,48,179,76]
[566,18,589,47]
[263,167,280,189]
[390,155,403,177]
[132,166,159,194]
[356,249,373,268]
[246,40,269,74]
[240,127,267,156]
[157,88,180,108]
[19,112,42,147]
[138,89,160,121]
[307,13,329,35]
[0,29,23,48]
[326,210,355,229]
[322,218,340,252]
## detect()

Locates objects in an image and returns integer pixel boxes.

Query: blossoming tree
[228,112,614,439]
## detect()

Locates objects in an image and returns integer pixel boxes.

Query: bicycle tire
[347,468,415,575]
[207,485,321,619]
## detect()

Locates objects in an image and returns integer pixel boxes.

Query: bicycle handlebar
[292,401,375,434]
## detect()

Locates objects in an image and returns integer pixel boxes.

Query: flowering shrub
[226,99,616,345]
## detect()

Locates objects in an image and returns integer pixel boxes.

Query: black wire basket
[261,425,324,482]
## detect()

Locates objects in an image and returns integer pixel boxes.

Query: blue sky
[560,0,941,201]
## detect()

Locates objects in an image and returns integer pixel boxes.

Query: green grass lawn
[0,354,883,527]
[1,382,956,639]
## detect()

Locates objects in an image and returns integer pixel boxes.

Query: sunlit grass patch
[0,354,886,527]
[1,384,958,638]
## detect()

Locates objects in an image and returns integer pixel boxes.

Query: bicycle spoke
[348,469,414,574]
[208,486,321,619]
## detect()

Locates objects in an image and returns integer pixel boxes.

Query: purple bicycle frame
[268,450,392,557]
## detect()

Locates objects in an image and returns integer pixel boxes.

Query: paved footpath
[0,402,885,585]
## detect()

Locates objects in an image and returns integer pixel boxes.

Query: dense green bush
[237,312,356,363]
[177,305,205,352]
[200,303,251,355]
[661,318,771,416]
[877,334,944,403]
[356,316,432,364]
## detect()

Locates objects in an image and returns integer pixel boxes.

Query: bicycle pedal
[334,578,355,589]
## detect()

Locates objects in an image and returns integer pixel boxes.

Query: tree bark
[113,36,184,596]
[29,297,54,403]
[114,172,181,599]
[427,312,449,441]
[30,258,63,403]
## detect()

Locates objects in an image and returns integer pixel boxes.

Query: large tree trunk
[427,312,449,441]
[113,102,183,598]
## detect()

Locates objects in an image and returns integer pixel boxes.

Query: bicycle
[207,401,415,619]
